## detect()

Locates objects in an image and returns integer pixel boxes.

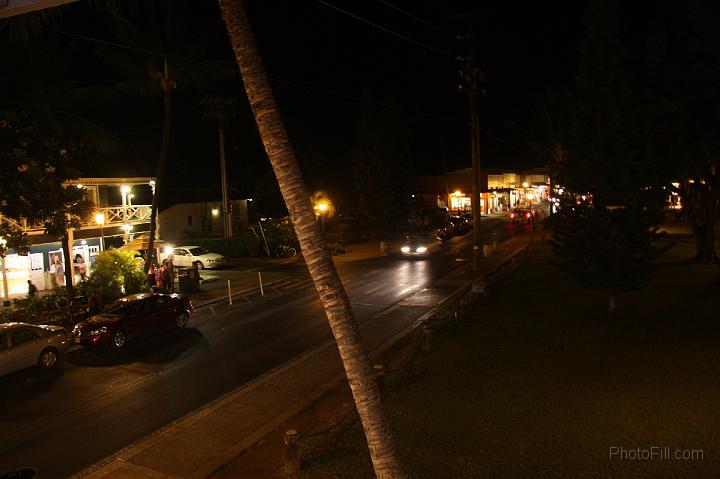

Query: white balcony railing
[3,205,153,235]
[100,205,152,226]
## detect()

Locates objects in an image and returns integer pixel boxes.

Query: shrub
[87,248,147,303]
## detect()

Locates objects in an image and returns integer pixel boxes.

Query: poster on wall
[72,246,89,279]
[48,250,65,287]
[30,253,43,271]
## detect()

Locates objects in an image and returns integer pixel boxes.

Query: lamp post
[121,186,130,244]
[0,237,9,307]
[95,213,106,252]
[317,202,328,233]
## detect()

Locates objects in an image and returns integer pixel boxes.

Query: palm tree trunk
[146,59,173,273]
[217,2,405,477]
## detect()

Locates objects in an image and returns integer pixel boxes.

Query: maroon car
[72,293,193,349]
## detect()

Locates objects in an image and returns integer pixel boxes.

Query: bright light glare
[317,202,328,212]
[211,208,220,217]
[416,246,427,253]
[401,246,411,253]
[121,186,130,194]
[164,246,174,254]
[95,213,105,225]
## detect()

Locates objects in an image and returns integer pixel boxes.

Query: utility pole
[203,96,237,239]
[456,13,486,270]
[441,138,450,211]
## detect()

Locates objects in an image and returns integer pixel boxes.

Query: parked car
[0,322,72,376]
[509,208,534,224]
[435,222,454,241]
[72,293,193,350]
[395,232,443,257]
[171,246,225,269]
[448,215,472,236]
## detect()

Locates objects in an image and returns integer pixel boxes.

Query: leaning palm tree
[217,1,404,477]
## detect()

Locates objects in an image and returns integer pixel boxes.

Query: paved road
[0,218,525,477]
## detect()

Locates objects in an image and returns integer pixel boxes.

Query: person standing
[86,291,101,316]
[162,259,173,293]
[147,263,157,289]
[27,280,38,299]
[166,258,175,293]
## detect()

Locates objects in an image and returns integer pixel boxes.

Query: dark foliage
[550,0,667,297]
[550,200,665,291]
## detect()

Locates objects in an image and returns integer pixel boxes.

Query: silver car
[0,322,72,376]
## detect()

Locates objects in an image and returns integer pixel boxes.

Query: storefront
[3,237,103,296]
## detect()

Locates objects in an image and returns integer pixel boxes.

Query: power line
[43,27,457,121]
[40,27,517,151]
[44,27,233,74]
[377,0,451,37]
[311,0,454,58]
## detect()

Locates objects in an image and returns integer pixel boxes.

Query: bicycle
[276,244,297,258]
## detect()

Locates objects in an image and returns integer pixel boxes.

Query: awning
[120,236,171,252]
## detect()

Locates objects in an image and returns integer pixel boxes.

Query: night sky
[1,0,589,207]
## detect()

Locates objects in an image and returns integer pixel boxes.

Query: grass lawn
[298,237,720,478]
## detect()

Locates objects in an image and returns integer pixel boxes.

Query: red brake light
[526,213,531,218]
[510,213,515,218]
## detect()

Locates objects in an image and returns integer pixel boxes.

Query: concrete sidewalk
[71,233,533,479]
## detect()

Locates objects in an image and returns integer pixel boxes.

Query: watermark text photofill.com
[610,446,703,461]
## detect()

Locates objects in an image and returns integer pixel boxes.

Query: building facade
[1,177,155,296]
[416,167,550,215]
[158,200,249,243]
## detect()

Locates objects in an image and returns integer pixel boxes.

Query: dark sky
[0,0,588,206]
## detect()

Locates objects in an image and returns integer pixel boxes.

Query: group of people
[147,258,175,293]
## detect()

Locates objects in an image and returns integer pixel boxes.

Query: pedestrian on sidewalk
[160,259,173,293]
[147,263,158,289]
[165,258,175,293]
[86,291,101,316]
[27,280,38,299]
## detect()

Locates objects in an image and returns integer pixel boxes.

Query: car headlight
[416,246,427,253]
[89,326,108,336]
[401,246,411,253]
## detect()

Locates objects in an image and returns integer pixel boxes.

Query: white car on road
[171,246,225,269]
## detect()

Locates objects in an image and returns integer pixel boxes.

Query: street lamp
[317,202,328,233]
[0,237,9,307]
[120,186,131,243]
[95,213,106,251]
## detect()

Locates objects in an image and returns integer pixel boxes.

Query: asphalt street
[0,218,525,477]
